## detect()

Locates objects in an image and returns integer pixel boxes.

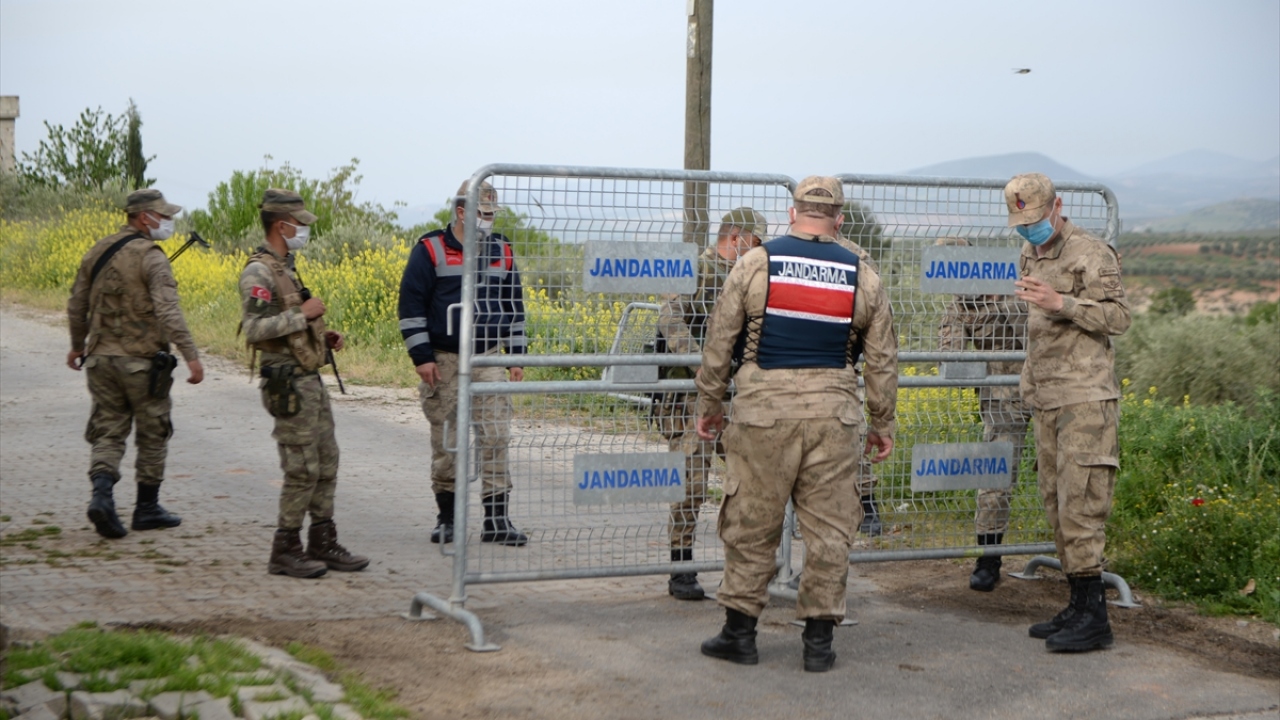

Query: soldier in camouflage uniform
[67,189,204,539]
[1007,173,1130,652]
[655,207,766,600]
[696,177,898,672]
[936,238,1032,592]
[239,189,368,579]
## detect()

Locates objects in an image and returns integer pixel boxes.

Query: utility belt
[259,364,317,418]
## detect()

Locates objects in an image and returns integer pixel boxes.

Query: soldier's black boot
[970,533,1004,592]
[87,473,128,539]
[268,528,327,579]
[700,608,759,665]
[1046,575,1114,652]
[859,494,882,537]
[306,518,369,572]
[481,493,528,546]
[131,483,182,531]
[430,491,455,544]
[668,547,705,600]
[802,619,838,672]
[1029,575,1085,639]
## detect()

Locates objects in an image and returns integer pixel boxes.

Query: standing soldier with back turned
[239,188,369,579]
[654,207,765,600]
[696,177,898,672]
[67,189,204,539]
[1007,173,1130,652]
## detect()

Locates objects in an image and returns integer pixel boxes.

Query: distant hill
[900,150,1280,221]
[905,152,1095,182]
[1137,198,1280,233]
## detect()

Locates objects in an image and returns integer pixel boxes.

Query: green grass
[0,526,62,546]
[284,642,407,720]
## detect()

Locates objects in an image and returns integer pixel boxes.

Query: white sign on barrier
[572,452,687,505]
[582,241,698,294]
[919,246,1021,295]
[910,441,1015,492]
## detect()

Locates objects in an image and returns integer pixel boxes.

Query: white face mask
[476,218,494,233]
[150,216,175,241]
[283,223,311,250]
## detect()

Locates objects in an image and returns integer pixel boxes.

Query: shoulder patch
[251,286,272,302]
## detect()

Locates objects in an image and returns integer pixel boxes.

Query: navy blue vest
[750,235,859,369]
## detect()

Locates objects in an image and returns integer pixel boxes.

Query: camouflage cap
[721,207,769,242]
[794,176,844,206]
[1004,173,1056,226]
[259,188,318,225]
[124,188,181,216]
[456,179,499,215]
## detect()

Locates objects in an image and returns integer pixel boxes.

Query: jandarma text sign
[572,452,687,505]
[910,441,1015,492]
[582,241,698,294]
[918,246,1020,295]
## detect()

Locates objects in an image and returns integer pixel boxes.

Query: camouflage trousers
[419,351,512,497]
[667,394,724,549]
[1034,400,1119,577]
[975,393,1033,535]
[718,417,861,621]
[83,355,173,485]
[261,372,339,529]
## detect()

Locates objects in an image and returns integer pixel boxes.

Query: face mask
[150,216,175,241]
[284,223,310,250]
[1016,217,1055,246]
[476,218,494,233]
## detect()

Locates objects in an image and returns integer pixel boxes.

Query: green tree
[1149,287,1196,317]
[124,99,153,190]
[191,157,399,248]
[840,200,889,264]
[17,106,139,191]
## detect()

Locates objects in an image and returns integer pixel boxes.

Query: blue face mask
[1016,217,1055,246]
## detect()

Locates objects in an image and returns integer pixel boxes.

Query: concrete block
[235,684,291,705]
[55,672,84,691]
[148,692,185,720]
[284,669,343,704]
[330,703,363,720]
[14,703,61,720]
[69,690,148,720]
[127,680,164,698]
[242,697,310,720]
[185,697,235,720]
[224,672,275,686]
[2,680,63,715]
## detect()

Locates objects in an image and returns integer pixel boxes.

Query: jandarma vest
[244,249,328,372]
[741,235,860,370]
[85,232,169,357]
[420,233,513,278]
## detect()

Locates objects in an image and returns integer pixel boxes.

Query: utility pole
[682,0,712,244]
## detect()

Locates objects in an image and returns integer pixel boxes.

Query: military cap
[1004,173,1056,226]
[259,188,318,225]
[721,207,769,242]
[456,179,499,215]
[124,188,181,216]
[794,176,845,206]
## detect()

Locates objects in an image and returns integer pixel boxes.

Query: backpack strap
[89,232,145,288]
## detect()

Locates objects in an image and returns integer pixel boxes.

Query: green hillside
[1142,198,1280,233]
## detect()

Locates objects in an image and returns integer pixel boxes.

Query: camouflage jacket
[1017,220,1131,410]
[696,232,898,438]
[239,246,327,371]
[938,294,1027,380]
[656,246,735,363]
[67,225,198,361]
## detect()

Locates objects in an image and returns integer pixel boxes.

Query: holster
[148,351,179,399]
[260,365,302,418]
[649,365,694,440]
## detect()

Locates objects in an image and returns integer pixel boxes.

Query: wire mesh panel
[457,166,797,585]
[835,174,1118,561]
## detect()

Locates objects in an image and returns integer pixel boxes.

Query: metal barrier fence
[406,166,1126,650]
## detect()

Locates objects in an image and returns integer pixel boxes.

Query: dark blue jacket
[397,225,528,366]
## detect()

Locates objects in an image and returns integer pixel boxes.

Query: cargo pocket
[1073,453,1119,519]
[145,401,174,442]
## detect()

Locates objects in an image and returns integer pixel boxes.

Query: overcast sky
[2,0,1277,218]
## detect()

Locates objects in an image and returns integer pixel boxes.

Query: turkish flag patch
[250,286,272,302]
